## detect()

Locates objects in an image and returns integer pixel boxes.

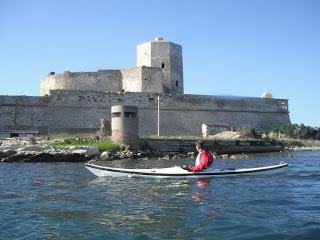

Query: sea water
[1,151,320,239]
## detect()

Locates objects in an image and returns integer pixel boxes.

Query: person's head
[195,140,205,152]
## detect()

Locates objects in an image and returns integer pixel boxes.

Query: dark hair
[196,140,205,150]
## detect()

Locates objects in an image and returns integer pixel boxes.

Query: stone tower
[136,37,184,94]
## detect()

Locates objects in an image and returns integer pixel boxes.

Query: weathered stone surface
[139,139,283,154]
[0,90,290,136]
[0,149,88,163]
[81,147,100,158]
[0,149,17,159]
[19,146,52,152]
[229,154,249,159]
[100,151,112,161]
[211,131,242,139]
[220,154,229,159]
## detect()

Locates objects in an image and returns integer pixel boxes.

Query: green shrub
[266,124,319,140]
[239,125,257,138]
[90,141,120,152]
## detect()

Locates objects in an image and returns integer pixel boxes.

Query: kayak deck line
[84,160,288,178]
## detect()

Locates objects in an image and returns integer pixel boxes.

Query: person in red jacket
[182,140,215,172]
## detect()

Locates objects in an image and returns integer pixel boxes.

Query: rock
[81,147,100,158]
[141,149,152,155]
[229,154,249,159]
[220,154,229,159]
[1,151,35,162]
[0,147,89,162]
[162,155,170,160]
[72,149,87,155]
[211,131,242,139]
[52,139,65,143]
[19,146,51,152]
[187,151,195,157]
[100,151,111,161]
[0,149,17,160]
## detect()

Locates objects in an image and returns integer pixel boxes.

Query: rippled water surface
[1,151,320,239]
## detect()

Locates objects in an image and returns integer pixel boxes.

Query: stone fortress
[40,36,183,96]
[0,37,290,137]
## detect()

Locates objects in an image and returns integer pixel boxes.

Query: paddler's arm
[181,165,191,171]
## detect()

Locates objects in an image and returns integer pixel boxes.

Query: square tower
[137,37,184,94]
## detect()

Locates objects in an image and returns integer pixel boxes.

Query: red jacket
[188,151,214,172]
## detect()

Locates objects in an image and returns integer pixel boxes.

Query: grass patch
[46,138,120,152]
[89,141,120,152]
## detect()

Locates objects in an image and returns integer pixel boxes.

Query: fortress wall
[40,74,63,96]
[138,109,290,136]
[141,67,163,93]
[46,91,288,113]
[169,43,183,93]
[0,96,48,132]
[0,91,290,136]
[15,106,47,129]
[151,42,170,92]
[0,106,15,128]
[45,91,289,135]
[40,70,122,96]
[137,41,151,67]
[0,95,47,106]
[121,68,142,92]
[45,106,108,134]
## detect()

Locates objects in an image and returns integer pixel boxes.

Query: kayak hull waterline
[84,160,288,178]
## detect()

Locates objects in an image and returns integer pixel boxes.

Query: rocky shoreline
[0,137,194,163]
[1,137,319,163]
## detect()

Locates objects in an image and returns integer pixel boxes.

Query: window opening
[125,112,136,118]
[112,112,121,118]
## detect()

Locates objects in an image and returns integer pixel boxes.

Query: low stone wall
[0,90,290,136]
[139,139,283,154]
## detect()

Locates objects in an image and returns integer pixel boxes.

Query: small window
[125,112,136,118]
[10,133,19,138]
[161,63,165,68]
[112,112,121,118]
[144,78,147,81]
[176,81,179,87]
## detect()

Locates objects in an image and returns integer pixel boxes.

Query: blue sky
[1,0,319,127]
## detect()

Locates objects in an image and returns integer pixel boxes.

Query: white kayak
[84,160,288,178]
